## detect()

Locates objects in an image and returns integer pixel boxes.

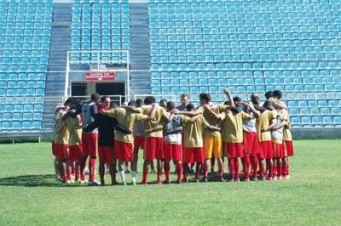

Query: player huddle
[51,89,294,186]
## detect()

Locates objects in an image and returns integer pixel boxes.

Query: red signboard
[85,72,116,81]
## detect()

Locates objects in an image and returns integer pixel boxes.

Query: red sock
[228,158,235,180]
[80,157,86,181]
[164,162,170,181]
[195,163,201,180]
[251,155,258,179]
[66,166,71,181]
[234,158,239,180]
[183,163,188,180]
[89,158,96,182]
[142,167,148,183]
[176,162,182,181]
[259,159,265,177]
[277,162,282,178]
[243,155,250,180]
[268,161,273,178]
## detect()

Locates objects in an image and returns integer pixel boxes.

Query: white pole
[65,51,70,98]
[126,50,130,97]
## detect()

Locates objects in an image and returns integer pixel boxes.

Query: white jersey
[272,114,284,141]
[243,118,257,133]
[164,114,182,144]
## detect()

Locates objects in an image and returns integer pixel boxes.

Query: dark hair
[251,93,259,105]
[199,93,211,102]
[136,98,143,107]
[91,93,100,102]
[186,103,195,111]
[273,90,282,99]
[233,96,241,103]
[64,97,75,106]
[100,96,109,102]
[263,100,273,110]
[128,100,136,107]
[159,99,167,106]
[265,91,273,100]
[144,96,156,105]
[167,101,175,109]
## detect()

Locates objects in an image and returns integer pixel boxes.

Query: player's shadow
[0,174,80,187]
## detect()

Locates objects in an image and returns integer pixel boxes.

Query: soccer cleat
[132,179,137,186]
[140,180,147,185]
[163,180,170,184]
[243,178,250,182]
[195,178,200,183]
[88,180,101,186]
[219,177,226,182]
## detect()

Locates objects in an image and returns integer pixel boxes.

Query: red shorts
[68,145,83,161]
[82,133,98,157]
[98,146,115,164]
[224,142,244,158]
[51,141,58,156]
[55,143,69,160]
[260,141,273,159]
[144,137,164,160]
[115,140,133,162]
[183,147,204,164]
[164,142,182,161]
[272,142,284,159]
[134,135,145,151]
[283,140,294,157]
[243,131,259,154]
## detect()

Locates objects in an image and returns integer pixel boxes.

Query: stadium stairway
[129,3,151,95]
[44,2,72,131]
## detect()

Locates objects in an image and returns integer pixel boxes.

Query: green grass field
[0,139,340,226]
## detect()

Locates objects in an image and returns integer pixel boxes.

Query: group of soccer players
[51,88,294,186]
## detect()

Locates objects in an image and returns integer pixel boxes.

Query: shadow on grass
[0,174,82,187]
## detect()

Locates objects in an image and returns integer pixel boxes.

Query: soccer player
[84,100,131,186]
[242,101,260,181]
[52,104,68,181]
[53,104,70,183]
[103,100,157,185]
[282,108,294,180]
[206,100,253,182]
[176,93,190,111]
[162,101,183,183]
[271,107,287,180]
[258,101,277,180]
[133,96,172,185]
[80,93,101,185]
[132,99,145,175]
[65,99,83,183]
[180,89,234,182]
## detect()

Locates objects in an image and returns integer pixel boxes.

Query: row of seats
[150,64,341,73]
[0,73,46,81]
[292,116,341,128]
[0,80,45,89]
[0,120,42,131]
[71,1,130,63]
[0,88,45,97]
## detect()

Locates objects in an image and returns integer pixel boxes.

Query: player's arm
[272,99,288,110]
[164,126,184,135]
[144,124,164,136]
[262,118,277,132]
[83,117,100,132]
[176,107,203,117]
[203,105,224,120]
[114,120,132,134]
[223,88,235,108]
[243,102,260,118]
[120,105,141,113]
